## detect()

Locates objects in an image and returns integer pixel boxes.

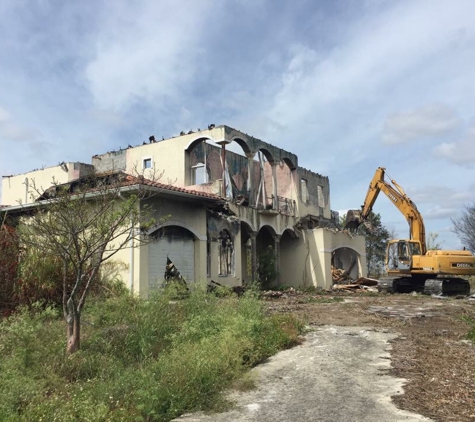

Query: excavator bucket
[343,209,363,231]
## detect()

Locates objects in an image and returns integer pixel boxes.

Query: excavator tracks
[378,277,470,296]
[378,277,423,294]
[423,278,470,296]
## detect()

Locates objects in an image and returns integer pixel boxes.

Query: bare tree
[452,203,475,252]
[426,232,442,250]
[15,172,158,353]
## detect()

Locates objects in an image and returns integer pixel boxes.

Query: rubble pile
[332,265,379,292]
[332,266,351,284]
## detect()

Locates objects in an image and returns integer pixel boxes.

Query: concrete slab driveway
[175,326,432,422]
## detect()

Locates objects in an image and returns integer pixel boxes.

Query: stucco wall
[92,126,226,186]
[280,228,366,289]
[1,162,93,206]
[135,195,210,297]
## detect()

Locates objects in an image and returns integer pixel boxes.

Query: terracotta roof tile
[122,174,221,200]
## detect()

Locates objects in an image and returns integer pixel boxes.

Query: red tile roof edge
[123,174,221,200]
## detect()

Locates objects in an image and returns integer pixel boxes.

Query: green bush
[257,245,279,289]
[0,286,303,421]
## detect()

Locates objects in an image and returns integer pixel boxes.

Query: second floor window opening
[143,158,152,170]
[191,162,208,185]
[301,178,309,204]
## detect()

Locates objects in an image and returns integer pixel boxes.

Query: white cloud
[0,106,37,142]
[243,0,475,176]
[432,127,475,166]
[0,107,11,122]
[409,184,473,206]
[88,109,125,127]
[85,1,215,111]
[271,1,475,118]
[423,205,458,220]
[381,104,460,145]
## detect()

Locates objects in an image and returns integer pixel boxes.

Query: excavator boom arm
[354,167,426,254]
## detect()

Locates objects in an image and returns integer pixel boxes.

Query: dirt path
[266,292,475,422]
[177,292,475,422]
[177,325,432,422]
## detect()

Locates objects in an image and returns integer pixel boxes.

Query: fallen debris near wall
[332,277,380,292]
[332,266,351,283]
[208,279,246,296]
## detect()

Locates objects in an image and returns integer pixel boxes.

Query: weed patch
[0,287,302,421]
[462,316,475,344]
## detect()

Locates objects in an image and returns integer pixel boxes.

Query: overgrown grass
[0,286,303,421]
[462,316,475,344]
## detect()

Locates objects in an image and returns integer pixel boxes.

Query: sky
[1,0,475,249]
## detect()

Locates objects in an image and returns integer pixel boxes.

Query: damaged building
[1,125,366,296]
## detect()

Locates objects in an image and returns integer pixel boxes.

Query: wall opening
[191,162,209,184]
[332,247,360,280]
[301,178,309,204]
[218,229,234,276]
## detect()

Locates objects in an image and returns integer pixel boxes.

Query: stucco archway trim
[148,220,206,241]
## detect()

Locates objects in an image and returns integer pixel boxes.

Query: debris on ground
[367,305,439,320]
[208,279,246,296]
[261,287,297,299]
[332,276,380,292]
[332,265,352,283]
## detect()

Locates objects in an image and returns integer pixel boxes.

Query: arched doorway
[256,225,278,289]
[332,247,360,280]
[279,229,299,285]
[148,226,196,290]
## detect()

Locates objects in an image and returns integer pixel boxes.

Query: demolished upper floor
[1,125,332,224]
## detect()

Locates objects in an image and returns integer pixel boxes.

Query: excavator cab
[386,240,422,272]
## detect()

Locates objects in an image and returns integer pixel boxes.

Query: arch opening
[148,225,196,291]
[256,225,278,289]
[332,247,361,282]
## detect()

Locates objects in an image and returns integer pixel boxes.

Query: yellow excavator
[345,167,475,295]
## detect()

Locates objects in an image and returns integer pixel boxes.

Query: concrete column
[246,153,255,206]
[221,144,227,197]
[274,234,281,286]
[194,239,208,283]
[271,162,278,209]
[251,231,257,283]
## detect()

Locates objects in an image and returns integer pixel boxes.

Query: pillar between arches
[273,234,281,286]
[250,231,257,283]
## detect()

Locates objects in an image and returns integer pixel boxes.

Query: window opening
[301,178,309,204]
[218,229,234,276]
[191,163,208,184]
[388,242,398,270]
[143,158,152,169]
[317,185,325,207]
[409,242,421,256]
